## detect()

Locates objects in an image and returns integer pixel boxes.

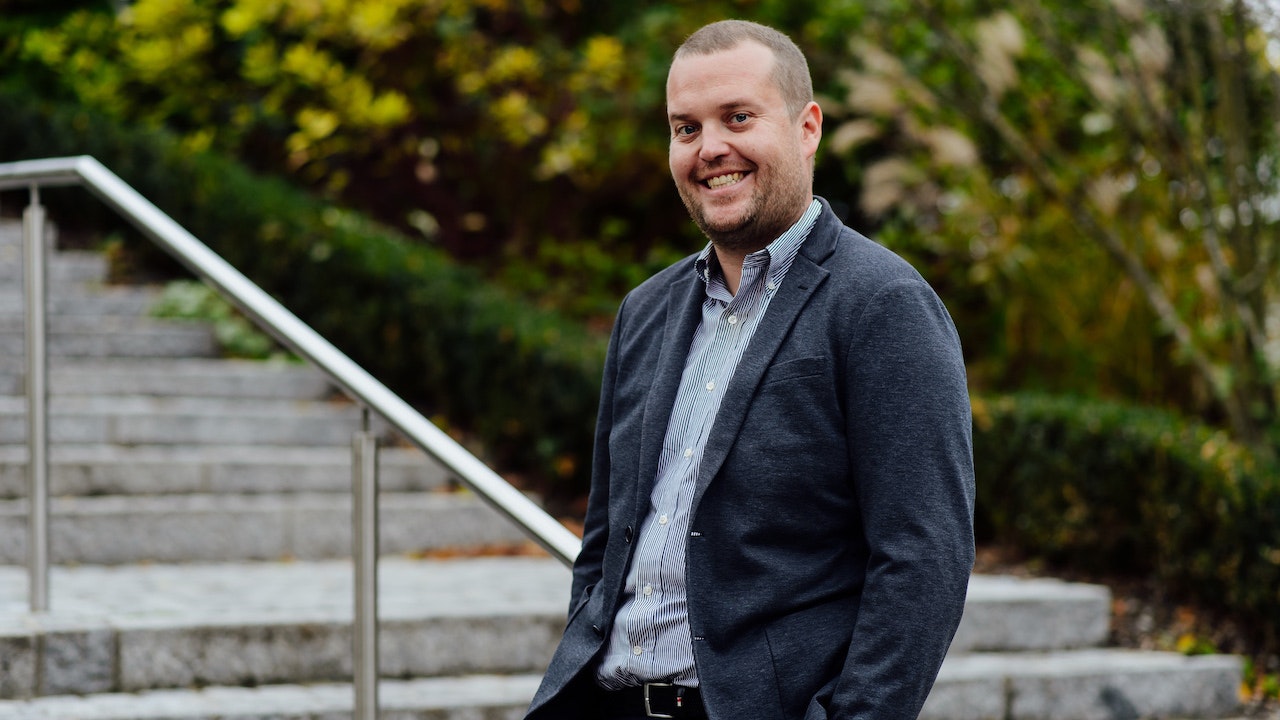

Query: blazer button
[592,624,603,636]
[624,526,634,543]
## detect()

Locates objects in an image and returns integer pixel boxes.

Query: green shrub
[973,393,1280,646]
[0,83,606,499]
[150,279,286,360]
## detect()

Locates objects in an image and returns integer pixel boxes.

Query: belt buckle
[643,681,676,719]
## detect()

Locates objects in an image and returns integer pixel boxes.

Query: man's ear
[799,101,823,158]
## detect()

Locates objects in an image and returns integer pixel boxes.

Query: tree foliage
[822,0,1280,445]
[5,0,697,320]
[5,0,1280,449]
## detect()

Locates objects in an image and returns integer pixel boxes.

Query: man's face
[666,41,821,253]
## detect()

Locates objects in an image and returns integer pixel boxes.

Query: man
[526,19,974,720]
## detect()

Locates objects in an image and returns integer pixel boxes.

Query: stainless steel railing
[0,155,581,718]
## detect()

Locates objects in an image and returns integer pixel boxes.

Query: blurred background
[1,0,1278,705]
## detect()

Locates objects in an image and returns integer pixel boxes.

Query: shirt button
[767,281,777,291]
[633,645,643,656]
[643,584,653,596]
[705,381,715,391]
[727,314,738,325]
[683,448,693,458]
[658,514,669,525]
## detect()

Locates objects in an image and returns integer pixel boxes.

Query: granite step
[0,314,202,334]
[0,286,162,318]
[0,250,109,287]
[0,394,380,446]
[0,556,570,699]
[0,675,540,720]
[0,561,1244,718]
[0,323,216,358]
[0,491,529,564]
[0,564,1096,693]
[0,656,1245,720]
[923,649,1244,720]
[0,443,451,498]
[0,220,46,247]
[0,358,333,400]
[948,574,1110,653]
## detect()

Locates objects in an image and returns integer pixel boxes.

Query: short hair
[674,20,813,118]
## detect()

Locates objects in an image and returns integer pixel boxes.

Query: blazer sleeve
[824,277,976,720]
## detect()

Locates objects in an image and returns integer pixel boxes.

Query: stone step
[0,564,1097,693]
[0,394,379,446]
[0,491,528,564]
[0,220,36,246]
[949,574,1110,653]
[0,655,1246,720]
[0,323,216,358]
[923,649,1244,720]
[0,285,162,318]
[0,358,333,400]
[0,250,109,287]
[0,314,206,334]
[0,675,541,720]
[0,444,451,498]
[0,561,1243,718]
[0,557,570,698]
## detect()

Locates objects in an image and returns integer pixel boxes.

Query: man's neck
[710,198,814,295]
[711,246,750,296]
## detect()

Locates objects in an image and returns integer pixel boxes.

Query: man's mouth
[704,172,746,189]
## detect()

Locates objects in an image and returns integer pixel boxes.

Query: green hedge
[973,393,1280,645]
[0,84,606,499]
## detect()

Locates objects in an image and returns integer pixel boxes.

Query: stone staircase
[0,217,1246,719]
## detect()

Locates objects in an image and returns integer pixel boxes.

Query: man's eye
[675,125,697,136]
[731,113,749,123]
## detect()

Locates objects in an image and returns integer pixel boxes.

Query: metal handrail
[0,154,581,563]
[1,155,581,715]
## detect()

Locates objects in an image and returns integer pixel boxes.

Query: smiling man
[525,19,975,720]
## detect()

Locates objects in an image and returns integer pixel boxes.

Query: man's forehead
[666,41,776,102]
[672,37,771,60]
[668,39,774,78]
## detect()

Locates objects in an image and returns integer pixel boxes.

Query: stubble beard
[679,158,810,256]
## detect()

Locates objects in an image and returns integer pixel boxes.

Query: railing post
[352,409,379,719]
[23,185,50,613]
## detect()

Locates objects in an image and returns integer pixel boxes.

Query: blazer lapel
[634,268,705,515]
[691,201,841,508]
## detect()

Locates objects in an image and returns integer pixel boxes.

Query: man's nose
[698,124,731,162]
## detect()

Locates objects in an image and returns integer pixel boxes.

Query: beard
[677,155,811,255]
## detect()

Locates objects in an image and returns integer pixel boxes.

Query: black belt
[597,682,706,719]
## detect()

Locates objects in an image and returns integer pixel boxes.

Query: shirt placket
[623,306,723,673]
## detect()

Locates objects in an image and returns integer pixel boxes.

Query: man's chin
[686,199,767,250]
[699,218,766,252]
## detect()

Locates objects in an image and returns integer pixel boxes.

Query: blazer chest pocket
[759,355,827,386]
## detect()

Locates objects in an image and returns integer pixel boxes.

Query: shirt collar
[694,198,821,289]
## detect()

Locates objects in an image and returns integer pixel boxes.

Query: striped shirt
[596,199,821,689]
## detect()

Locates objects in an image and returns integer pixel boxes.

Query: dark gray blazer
[526,198,975,720]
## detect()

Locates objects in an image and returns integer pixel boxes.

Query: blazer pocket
[760,356,827,386]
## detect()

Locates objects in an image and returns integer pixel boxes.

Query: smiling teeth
[707,173,744,189]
